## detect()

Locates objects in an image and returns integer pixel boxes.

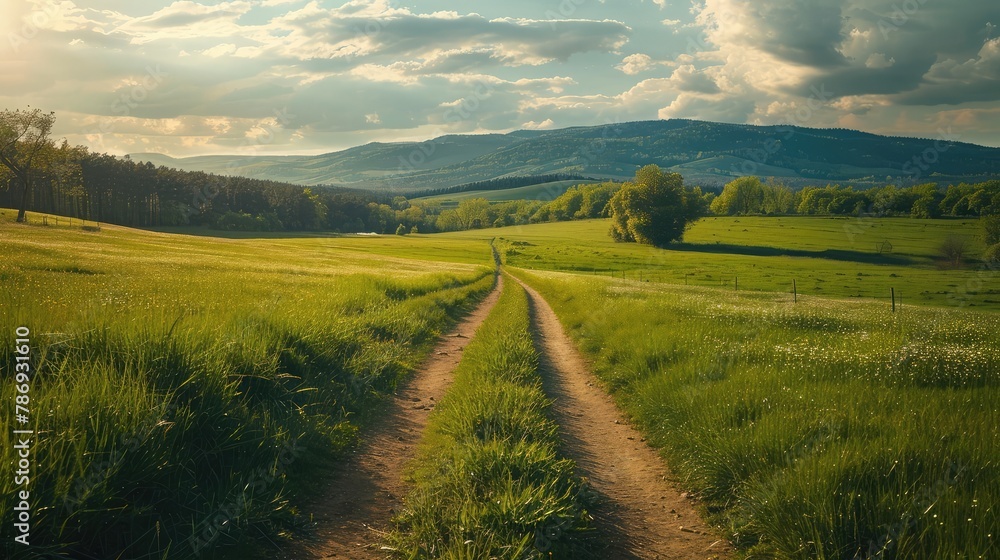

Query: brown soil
[513,275,733,560]
[277,275,504,559]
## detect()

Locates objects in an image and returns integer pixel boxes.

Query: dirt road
[513,275,732,560]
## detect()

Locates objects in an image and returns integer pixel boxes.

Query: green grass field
[413,180,590,205]
[0,212,494,559]
[512,268,998,559]
[440,216,999,311]
[2,207,997,559]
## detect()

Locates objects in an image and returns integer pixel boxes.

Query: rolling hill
[131,119,1000,192]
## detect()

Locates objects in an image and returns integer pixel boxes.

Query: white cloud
[522,118,555,130]
[616,53,674,75]
[617,54,654,75]
[658,92,756,123]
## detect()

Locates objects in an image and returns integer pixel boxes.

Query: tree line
[0,143,395,232]
[710,176,1000,218]
[0,108,404,231]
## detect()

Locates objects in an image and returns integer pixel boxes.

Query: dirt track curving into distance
[278,275,504,559]
[280,269,732,559]
[512,274,733,560]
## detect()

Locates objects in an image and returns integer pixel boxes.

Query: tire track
[513,275,732,560]
[278,275,504,559]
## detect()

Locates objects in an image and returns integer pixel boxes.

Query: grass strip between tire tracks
[387,274,595,559]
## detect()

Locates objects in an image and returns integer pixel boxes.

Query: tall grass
[387,278,594,559]
[514,269,998,559]
[0,218,495,559]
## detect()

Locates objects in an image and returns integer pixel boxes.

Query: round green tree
[608,165,704,246]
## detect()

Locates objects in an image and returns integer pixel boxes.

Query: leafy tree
[711,176,765,215]
[910,183,943,218]
[761,179,795,215]
[548,187,584,220]
[455,198,490,229]
[983,243,1000,266]
[964,180,1000,216]
[608,165,702,246]
[871,185,904,215]
[391,195,409,210]
[395,223,407,235]
[911,197,942,219]
[366,202,396,233]
[983,215,1000,247]
[578,182,618,218]
[0,108,56,222]
[435,209,461,232]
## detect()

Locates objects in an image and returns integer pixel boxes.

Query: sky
[2,0,999,157]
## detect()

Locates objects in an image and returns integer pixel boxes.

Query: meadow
[3,207,997,560]
[0,211,494,559]
[512,268,998,558]
[442,216,1000,311]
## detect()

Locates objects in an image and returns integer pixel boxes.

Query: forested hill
[132,119,1000,191]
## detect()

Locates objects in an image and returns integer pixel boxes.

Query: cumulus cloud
[668,65,720,94]
[896,37,1000,105]
[696,0,848,68]
[667,0,1000,140]
[658,93,756,123]
[616,54,668,75]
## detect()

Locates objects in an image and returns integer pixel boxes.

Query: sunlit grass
[515,269,998,559]
[0,214,494,559]
[442,216,1000,311]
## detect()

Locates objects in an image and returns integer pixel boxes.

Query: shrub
[939,235,969,268]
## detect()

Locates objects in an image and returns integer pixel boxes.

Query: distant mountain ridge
[130,119,1000,192]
